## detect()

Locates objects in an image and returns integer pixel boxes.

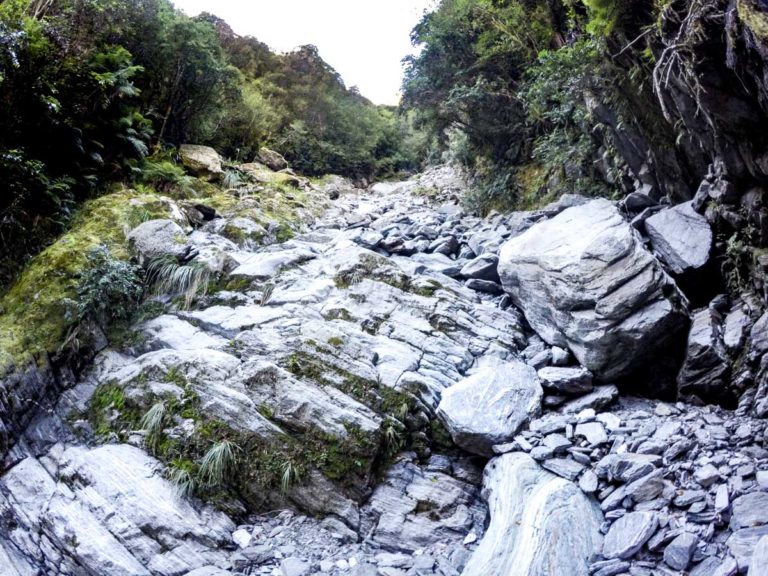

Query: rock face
[498,198,689,383]
[0,445,234,575]
[645,201,712,274]
[437,362,543,456]
[179,144,223,181]
[461,453,603,576]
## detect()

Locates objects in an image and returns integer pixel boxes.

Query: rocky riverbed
[1,164,767,576]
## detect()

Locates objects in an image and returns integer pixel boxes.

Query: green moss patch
[0,188,173,366]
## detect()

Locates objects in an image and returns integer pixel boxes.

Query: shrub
[64,245,144,327]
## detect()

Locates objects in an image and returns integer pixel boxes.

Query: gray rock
[645,201,712,274]
[579,470,599,494]
[537,366,594,394]
[677,307,730,403]
[127,219,193,266]
[663,532,698,570]
[498,199,688,382]
[690,556,738,576]
[625,470,665,503]
[602,511,658,559]
[462,453,603,576]
[694,464,721,487]
[437,362,543,456]
[460,254,500,282]
[280,557,310,576]
[731,492,768,530]
[574,421,608,445]
[257,147,289,171]
[561,385,619,414]
[748,536,768,576]
[541,458,585,481]
[728,526,768,571]
[180,144,223,180]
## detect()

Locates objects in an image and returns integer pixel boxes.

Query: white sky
[171,0,436,105]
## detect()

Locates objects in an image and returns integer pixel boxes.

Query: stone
[580,470,599,493]
[460,254,500,282]
[541,458,585,481]
[690,556,738,576]
[602,512,658,559]
[561,385,619,414]
[731,492,768,530]
[179,144,223,180]
[127,219,194,266]
[625,470,665,503]
[437,362,543,456]
[728,526,768,571]
[575,421,608,445]
[677,307,731,404]
[498,199,688,382]
[257,147,289,171]
[748,536,768,576]
[663,532,698,570]
[232,528,252,549]
[645,201,712,274]
[280,557,310,576]
[537,366,594,394]
[694,464,721,487]
[462,453,603,576]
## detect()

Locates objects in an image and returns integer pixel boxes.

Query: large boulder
[257,147,288,171]
[437,362,542,456]
[179,144,223,181]
[462,453,603,576]
[645,201,712,275]
[127,219,195,266]
[498,198,688,383]
[677,306,732,404]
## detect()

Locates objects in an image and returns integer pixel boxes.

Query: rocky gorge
[1,151,768,576]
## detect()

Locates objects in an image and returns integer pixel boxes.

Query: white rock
[437,362,543,456]
[461,453,603,576]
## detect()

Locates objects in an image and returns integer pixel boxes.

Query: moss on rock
[0,188,173,366]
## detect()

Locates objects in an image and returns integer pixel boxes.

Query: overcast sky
[171,0,436,105]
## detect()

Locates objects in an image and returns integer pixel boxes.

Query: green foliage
[1,0,423,290]
[64,245,144,326]
[140,401,167,451]
[198,439,240,488]
[137,158,189,193]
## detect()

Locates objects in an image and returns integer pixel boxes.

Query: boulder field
[1,164,767,576]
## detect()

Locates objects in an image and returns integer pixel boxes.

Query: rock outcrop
[498,198,689,384]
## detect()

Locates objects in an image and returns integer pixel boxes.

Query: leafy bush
[64,245,144,327]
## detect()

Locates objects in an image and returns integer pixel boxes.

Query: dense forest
[0,0,423,286]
